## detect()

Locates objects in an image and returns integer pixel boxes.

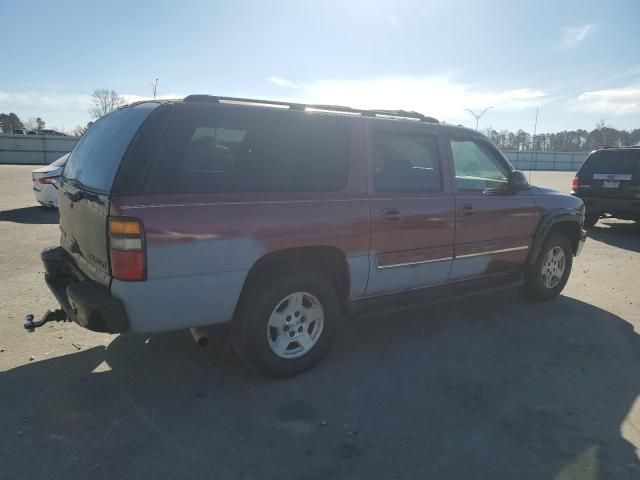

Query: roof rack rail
[182,94,439,123]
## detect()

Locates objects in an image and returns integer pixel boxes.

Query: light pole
[152,78,159,99]
[465,106,493,130]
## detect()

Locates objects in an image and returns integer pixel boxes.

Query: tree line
[0,113,49,134]
[481,121,640,152]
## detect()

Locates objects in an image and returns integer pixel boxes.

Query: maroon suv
[39,95,587,377]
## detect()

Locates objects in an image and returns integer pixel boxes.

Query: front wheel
[521,233,573,301]
[231,273,340,377]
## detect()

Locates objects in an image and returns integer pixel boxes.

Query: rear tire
[231,272,340,377]
[521,233,573,301]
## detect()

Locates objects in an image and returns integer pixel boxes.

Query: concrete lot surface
[1,166,639,479]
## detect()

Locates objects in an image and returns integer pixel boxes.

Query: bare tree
[89,89,126,119]
[24,117,38,132]
[70,121,94,137]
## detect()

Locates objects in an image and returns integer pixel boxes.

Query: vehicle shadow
[0,206,59,224]
[588,219,640,253]
[1,294,638,480]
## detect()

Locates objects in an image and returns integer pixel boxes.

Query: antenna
[529,107,539,183]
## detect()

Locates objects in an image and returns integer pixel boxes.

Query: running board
[347,271,524,318]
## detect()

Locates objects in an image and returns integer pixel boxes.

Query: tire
[521,232,573,301]
[231,272,340,377]
[583,212,599,228]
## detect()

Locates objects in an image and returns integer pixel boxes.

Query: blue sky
[1,0,639,133]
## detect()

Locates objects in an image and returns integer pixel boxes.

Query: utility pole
[152,78,159,99]
[531,107,539,176]
[465,106,493,130]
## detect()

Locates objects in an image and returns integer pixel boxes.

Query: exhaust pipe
[190,327,209,347]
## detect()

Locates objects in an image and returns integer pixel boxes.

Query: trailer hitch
[24,309,68,331]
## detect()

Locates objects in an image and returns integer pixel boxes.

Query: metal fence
[0,133,589,171]
[502,150,588,172]
[0,134,80,165]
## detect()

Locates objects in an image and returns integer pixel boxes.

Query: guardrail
[0,134,80,165]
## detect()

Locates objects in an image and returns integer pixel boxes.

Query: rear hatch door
[59,103,159,285]
[577,149,640,199]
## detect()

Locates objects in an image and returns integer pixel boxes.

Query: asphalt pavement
[1,166,638,479]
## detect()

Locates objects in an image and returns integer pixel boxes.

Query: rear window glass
[580,150,640,176]
[146,105,350,193]
[62,103,157,192]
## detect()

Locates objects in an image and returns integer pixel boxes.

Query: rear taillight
[109,218,146,281]
[572,176,579,191]
[35,176,58,184]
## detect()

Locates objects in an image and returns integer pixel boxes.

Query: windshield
[62,103,158,192]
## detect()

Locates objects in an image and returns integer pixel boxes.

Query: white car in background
[31,153,69,208]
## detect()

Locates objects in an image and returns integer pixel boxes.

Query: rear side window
[373,132,441,191]
[62,103,158,192]
[580,150,640,176]
[146,105,350,193]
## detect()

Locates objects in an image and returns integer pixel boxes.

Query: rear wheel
[521,233,573,301]
[231,272,340,377]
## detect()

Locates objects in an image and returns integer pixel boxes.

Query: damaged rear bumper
[42,246,129,333]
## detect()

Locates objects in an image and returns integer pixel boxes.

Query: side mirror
[509,170,530,191]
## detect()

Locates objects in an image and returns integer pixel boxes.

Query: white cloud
[572,86,640,114]
[561,23,599,49]
[121,93,182,103]
[276,76,548,123]
[0,79,550,129]
[0,91,182,113]
[0,90,184,130]
[388,14,402,30]
[0,91,92,112]
[266,76,298,89]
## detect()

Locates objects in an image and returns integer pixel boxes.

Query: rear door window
[373,132,442,191]
[62,103,158,192]
[146,104,350,193]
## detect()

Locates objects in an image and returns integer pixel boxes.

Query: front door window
[450,139,509,191]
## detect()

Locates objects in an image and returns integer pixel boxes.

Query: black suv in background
[572,147,640,227]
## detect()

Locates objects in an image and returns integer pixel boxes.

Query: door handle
[380,208,402,221]
[458,204,474,216]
